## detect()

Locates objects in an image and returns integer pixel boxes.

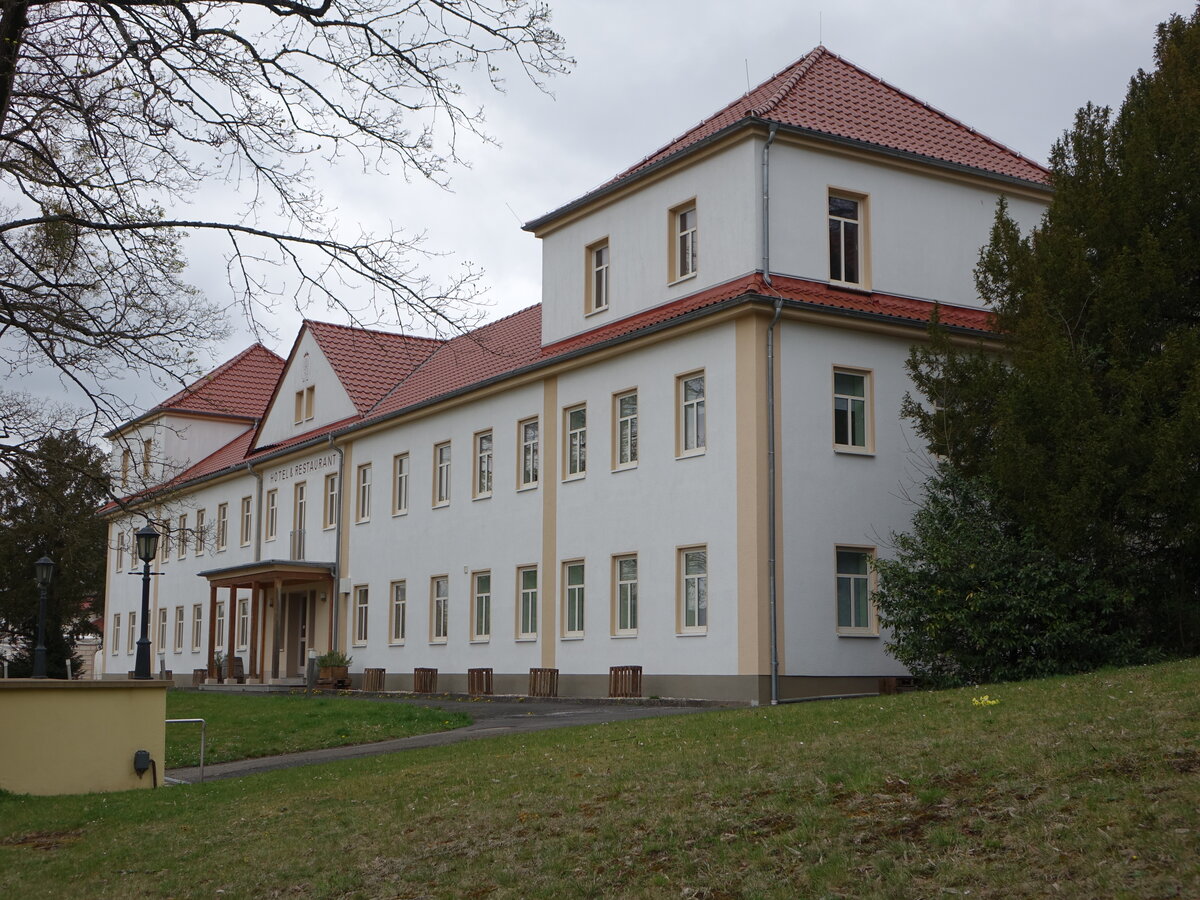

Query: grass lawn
[164,691,472,767]
[3,659,1199,899]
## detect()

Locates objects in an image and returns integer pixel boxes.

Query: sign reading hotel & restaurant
[267,453,337,484]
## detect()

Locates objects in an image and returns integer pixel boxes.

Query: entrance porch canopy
[197,560,335,681]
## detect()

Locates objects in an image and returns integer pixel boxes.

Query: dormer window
[294,386,315,424]
[586,239,609,314]
[829,192,866,286]
[671,202,698,282]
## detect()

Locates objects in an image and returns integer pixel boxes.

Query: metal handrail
[166,717,207,783]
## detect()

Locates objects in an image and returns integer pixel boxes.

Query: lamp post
[31,555,55,678]
[133,523,160,680]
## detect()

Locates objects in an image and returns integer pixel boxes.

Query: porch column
[226,585,237,673]
[249,584,260,679]
[327,576,336,652]
[271,577,283,680]
[207,584,218,676]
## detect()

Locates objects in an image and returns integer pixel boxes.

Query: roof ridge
[304,318,446,344]
[748,46,826,117]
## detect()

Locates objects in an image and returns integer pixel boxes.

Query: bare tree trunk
[0,0,29,134]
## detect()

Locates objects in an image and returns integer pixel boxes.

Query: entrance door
[285,591,310,677]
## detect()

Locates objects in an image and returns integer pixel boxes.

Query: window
[240,497,253,546]
[563,561,585,637]
[191,604,203,651]
[114,528,125,573]
[828,193,864,285]
[160,523,171,564]
[214,602,226,649]
[433,442,451,507]
[472,571,491,641]
[195,509,206,555]
[671,202,698,281]
[112,614,121,655]
[431,576,449,642]
[614,555,638,635]
[142,438,153,478]
[265,491,278,541]
[474,431,493,498]
[392,453,409,514]
[587,239,610,314]
[356,464,372,522]
[679,547,708,633]
[294,386,315,423]
[292,483,307,558]
[836,548,876,634]
[127,612,137,654]
[157,608,168,653]
[174,606,185,653]
[390,581,407,643]
[678,372,706,455]
[564,405,586,479]
[353,586,369,645]
[323,473,339,529]
[833,368,872,451]
[216,503,228,551]
[236,597,249,649]
[120,449,131,488]
[177,514,188,559]
[517,566,538,639]
[614,391,638,469]
[518,418,539,489]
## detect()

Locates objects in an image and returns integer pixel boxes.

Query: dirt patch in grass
[1,829,82,851]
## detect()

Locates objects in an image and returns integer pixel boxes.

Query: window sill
[612,463,638,473]
[668,272,698,288]
[675,449,706,461]
[584,306,609,318]
[472,494,492,502]
[351,642,367,648]
[562,473,586,483]
[611,632,638,639]
[392,509,409,517]
[676,630,708,637]
[432,502,450,510]
[827,279,872,294]
[354,519,370,526]
[833,445,875,457]
[388,641,405,647]
[515,636,538,643]
[836,630,880,639]
[469,638,490,645]
[560,634,584,641]
[516,484,539,493]
[429,639,448,645]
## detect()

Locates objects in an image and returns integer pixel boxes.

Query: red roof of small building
[156,343,285,420]
[305,321,443,414]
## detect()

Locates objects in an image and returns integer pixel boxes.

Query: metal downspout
[329,435,345,650]
[763,123,782,706]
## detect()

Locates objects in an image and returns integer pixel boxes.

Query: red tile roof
[305,320,443,414]
[156,343,285,420]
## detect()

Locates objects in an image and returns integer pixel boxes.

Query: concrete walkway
[166,694,724,784]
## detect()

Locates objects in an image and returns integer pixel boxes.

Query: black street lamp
[133,523,160,680]
[31,555,54,678]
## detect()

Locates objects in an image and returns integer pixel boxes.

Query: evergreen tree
[0,432,109,677]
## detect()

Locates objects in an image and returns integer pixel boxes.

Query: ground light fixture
[133,523,160,679]
[31,555,54,678]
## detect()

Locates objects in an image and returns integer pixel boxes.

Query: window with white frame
[195,509,206,555]
[563,561,585,637]
[472,571,491,640]
[112,613,121,654]
[392,453,409,514]
[192,604,203,651]
[265,490,278,541]
[237,597,249,649]
[614,391,638,469]
[433,442,451,507]
[679,372,706,455]
[240,497,252,546]
[114,528,125,573]
[127,612,136,654]
[679,546,708,633]
[120,448,131,488]
[142,438,153,478]
[353,586,369,645]
[564,405,586,478]
[519,418,539,488]
[160,522,170,563]
[214,602,225,649]
[157,608,168,653]
[356,463,372,522]
[836,548,876,634]
[174,606,185,652]
[390,581,407,643]
[672,202,698,281]
[474,431,493,498]
[177,514,188,559]
[324,473,339,529]
[833,368,871,451]
[431,576,449,642]
[587,239,609,314]
[216,503,228,551]
[517,566,538,639]
[614,555,638,635]
[293,482,307,558]
[295,385,315,424]
[828,193,864,286]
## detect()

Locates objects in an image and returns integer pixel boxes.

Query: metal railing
[166,717,207,782]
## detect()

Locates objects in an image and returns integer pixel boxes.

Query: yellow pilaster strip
[540,377,558,669]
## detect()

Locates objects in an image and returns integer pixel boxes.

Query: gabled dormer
[525,46,1052,347]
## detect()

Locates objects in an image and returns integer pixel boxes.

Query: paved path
[167,695,723,784]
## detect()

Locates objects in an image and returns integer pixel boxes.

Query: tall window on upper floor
[392,453,410,514]
[828,192,866,286]
[474,431,493,499]
[324,473,339,529]
[177,514,188,560]
[670,201,698,282]
[613,390,638,469]
[433,442,451,507]
[195,509,206,555]
[265,490,278,542]
[586,238,609,314]
[239,496,253,546]
[833,367,873,453]
[564,405,586,479]
[120,448,131,488]
[142,438,153,478]
[356,463,372,522]
[518,418,539,489]
[678,372,706,456]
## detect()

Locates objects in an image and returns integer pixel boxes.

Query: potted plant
[212,651,226,684]
[315,650,352,688]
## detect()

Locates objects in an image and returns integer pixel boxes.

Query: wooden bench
[362,668,386,692]
[467,667,493,696]
[413,667,438,693]
[529,667,558,698]
[609,665,642,698]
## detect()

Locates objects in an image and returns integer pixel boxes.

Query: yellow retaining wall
[0,680,168,795]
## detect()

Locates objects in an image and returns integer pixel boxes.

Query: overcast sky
[32,0,1199,414]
